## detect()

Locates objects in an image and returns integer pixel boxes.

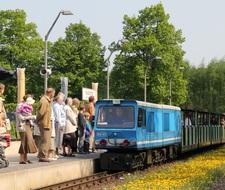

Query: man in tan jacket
[36,88,55,162]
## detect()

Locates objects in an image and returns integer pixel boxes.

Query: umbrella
[0,67,15,80]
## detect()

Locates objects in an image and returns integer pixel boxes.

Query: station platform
[1,141,102,190]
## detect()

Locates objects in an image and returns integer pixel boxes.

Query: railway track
[33,171,125,190]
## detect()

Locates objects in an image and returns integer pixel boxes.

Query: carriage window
[210,114,219,125]
[147,111,155,132]
[182,111,195,126]
[97,106,134,128]
[163,113,169,131]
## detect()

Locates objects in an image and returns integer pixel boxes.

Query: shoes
[26,160,33,164]
[19,161,26,164]
[60,153,67,157]
[68,153,76,157]
[90,149,96,153]
[39,158,50,162]
[48,157,57,161]
[54,155,59,159]
[57,154,64,158]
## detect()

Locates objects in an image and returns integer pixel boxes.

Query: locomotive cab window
[138,108,146,127]
[97,106,134,128]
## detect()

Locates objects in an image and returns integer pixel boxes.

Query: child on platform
[16,97,35,127]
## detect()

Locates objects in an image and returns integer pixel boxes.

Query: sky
[1,0,225,67]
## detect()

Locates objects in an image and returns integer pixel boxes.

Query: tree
[110,3,188,105]
[185,59,225,112]
[49,22,106,100]
[0,9,43,103]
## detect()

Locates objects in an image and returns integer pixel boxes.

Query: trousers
[38,127,52,159]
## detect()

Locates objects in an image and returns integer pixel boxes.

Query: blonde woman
[63,97,77,156]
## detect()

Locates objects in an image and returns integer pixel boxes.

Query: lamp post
[106,51,114,100]
[144,56,162,102]
[44,10,73,93]
[169,66,184,105]
[169,77,172,105]
[106,39,127,99]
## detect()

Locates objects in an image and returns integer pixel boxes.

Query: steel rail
[33,171,125,190]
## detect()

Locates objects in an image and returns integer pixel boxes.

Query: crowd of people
[0,82,96,164]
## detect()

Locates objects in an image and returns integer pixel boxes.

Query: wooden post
[92,83,98,101]
[17,68,25,103]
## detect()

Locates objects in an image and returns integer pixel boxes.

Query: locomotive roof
[99,99,181,111]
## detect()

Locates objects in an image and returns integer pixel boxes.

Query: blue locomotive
[94,99,225,171]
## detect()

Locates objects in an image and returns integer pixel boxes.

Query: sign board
[61,77,68,99]
[82,88,96,101]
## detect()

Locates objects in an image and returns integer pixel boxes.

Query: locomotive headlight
[130,140,136,146]
[95,140,100,145]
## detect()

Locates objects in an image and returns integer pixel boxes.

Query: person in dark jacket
[77,105,87,153]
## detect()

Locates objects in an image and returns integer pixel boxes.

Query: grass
[107,146,225,190]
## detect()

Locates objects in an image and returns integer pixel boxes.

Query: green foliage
[0,9,44,103]
[183,59,225,112]
[1,8,225,113]
[8,121,19,139]
[110,3,188,105]
[4,103,17,112]
[49,22,106,99]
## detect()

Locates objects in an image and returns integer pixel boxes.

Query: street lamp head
[61,10,73,15]
[154,56,162,61]
[179,66,185,70]
[119,38,129,43]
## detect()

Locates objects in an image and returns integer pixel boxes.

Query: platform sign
[82,88,96,101]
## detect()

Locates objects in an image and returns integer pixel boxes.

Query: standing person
[53,93,66,156]
[16,94,37,164]
[77,104,86,154]
[85,95,95,153]
[16,97,35,126]
[48,106,58,161]
[36,88,55,162]
[63,97,77,156]
[0,83,7,128]
[109,108,129,124]
[221,116,225,127]
[184,115,192,126]
[83,112,92,154]
[71,98,80,153]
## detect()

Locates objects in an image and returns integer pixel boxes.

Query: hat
[26,97,35,105]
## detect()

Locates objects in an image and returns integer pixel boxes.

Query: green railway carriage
[181,109,225,153]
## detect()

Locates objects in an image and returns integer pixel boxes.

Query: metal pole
[144,69,147,102]
[44,39,48,93]
[169,77,172,105]
[43,10,73,93]
[44,11,62,93]
[144,56,162,103]
[107,59,110,99]
[106,39,125,99]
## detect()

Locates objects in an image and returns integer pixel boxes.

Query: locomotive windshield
[96,106,135,128]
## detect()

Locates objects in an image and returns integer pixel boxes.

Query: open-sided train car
[181,109,225,152]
